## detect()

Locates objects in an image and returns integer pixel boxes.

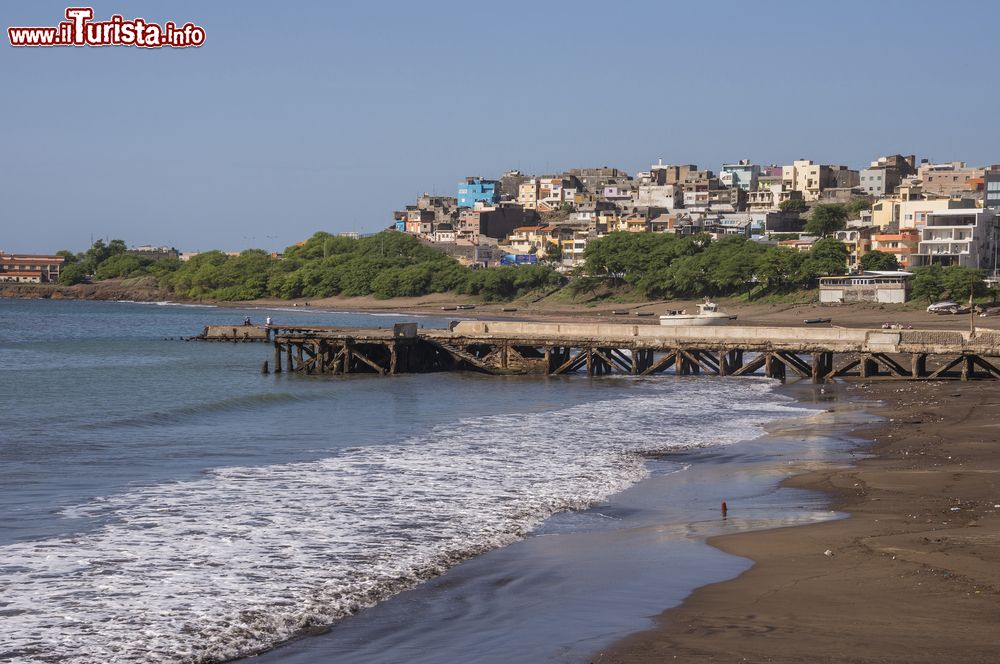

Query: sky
[2,0,999,254]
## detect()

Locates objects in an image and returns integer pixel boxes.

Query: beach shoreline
[241,378,874,664]
[6,281,1000,331]
[598,379,1000,663]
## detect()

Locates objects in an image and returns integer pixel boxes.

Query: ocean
[0,299,865,663]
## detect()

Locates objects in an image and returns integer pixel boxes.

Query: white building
[635,184,683,210]
[819,271,912,304]
[910,208,998,270]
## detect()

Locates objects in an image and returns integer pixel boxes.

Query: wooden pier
[195,325,271,342]
[264,321,1000,382]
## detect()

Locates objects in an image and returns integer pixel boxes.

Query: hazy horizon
[4,0,999,254]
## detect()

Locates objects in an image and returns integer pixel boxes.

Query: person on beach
[244,316,251,326]
[266,316,272,326]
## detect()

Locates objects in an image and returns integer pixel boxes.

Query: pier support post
[962,354,974,381]
[273,342,282,374]
[860,354,878,379]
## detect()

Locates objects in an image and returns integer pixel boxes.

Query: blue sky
[3,0,998,253]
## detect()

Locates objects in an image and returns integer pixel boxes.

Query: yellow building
[782,159,824,201]
[517,180,539,210]
[871,197,899,228]
[613,215,648,233]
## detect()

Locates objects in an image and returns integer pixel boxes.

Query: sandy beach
[8,280,1000,333]
[598,379,1000,663]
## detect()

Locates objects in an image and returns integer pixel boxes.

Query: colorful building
[0,253,65,283]
[457,177,500,208]
[719,160,760,191]
[871,229,920,269]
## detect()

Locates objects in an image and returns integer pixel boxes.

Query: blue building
[720,161,760,191]
[457,177,499,208]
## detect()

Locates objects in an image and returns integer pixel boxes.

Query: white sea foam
[113,301,219,308]
[0,379,805,663]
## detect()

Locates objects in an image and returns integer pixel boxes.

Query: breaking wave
[0,379,804,663]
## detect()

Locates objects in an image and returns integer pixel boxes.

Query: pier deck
[262,321,1000,382]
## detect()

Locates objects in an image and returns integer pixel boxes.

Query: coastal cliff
[0,280,172,302]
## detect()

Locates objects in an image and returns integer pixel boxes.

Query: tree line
[56,228,992,304]
[57,232,562,302]
[576,232,851,298]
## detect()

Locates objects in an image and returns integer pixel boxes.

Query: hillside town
[392,156,1000,280]
[4,154,999,307]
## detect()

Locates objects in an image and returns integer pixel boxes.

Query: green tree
[58,263,89,285]
[859,250,901,272]
[703,236,764,295]
[56,249,78,264]
[804,204,848,237]
[911,265,945,302]
[910,265,985,302]
[779,199,808,213]
[846,197,873,219]
[800,238,849,279]
[95,254,154,280]
[757,246,805,291]
[544,242,562,263]
[941,265,986,300]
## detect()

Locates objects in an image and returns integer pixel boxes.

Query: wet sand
[243,384,873,663]
[599,380,1000,663]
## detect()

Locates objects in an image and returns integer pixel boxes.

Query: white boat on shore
[659,300,736,326]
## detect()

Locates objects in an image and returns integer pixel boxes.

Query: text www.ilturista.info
[8,7,205,48]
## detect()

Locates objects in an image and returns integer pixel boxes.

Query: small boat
[634,311,655,317]
[456,304,476,310]
[804,317,832,324]
[501,307,518,312]
[441,306,458,311]
[611,310,629,316]
[659,300,736,326]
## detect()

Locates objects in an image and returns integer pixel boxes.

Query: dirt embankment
[0,279,172,302]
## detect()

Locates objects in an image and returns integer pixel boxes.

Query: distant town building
[127,245,179,261]
[782,159,858,202]
[984,166,1000,211]
[457,177,500,208]
[860,154,917,197]
[719,160,760,191]
[834,227,877,271]
[899,196,977,230]
[871,228,920,269]
[910,208,998,270]
[635,183,683,210]
[517,180,539,210]
[456,203,536,246]
[917,161,985,197]
[0,252,65,283]
[648,160,699,186]
[498,170,528,201]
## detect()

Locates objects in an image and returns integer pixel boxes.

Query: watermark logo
[8,7,205,48]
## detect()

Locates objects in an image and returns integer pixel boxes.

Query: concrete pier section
[264,321,1000,382]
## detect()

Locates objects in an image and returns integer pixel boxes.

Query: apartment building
[917,162,985,197]
[0,253,65,283]
[871,228,920,269]
[910,208,998,269]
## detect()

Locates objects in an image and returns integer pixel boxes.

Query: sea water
[0,299,843,663]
